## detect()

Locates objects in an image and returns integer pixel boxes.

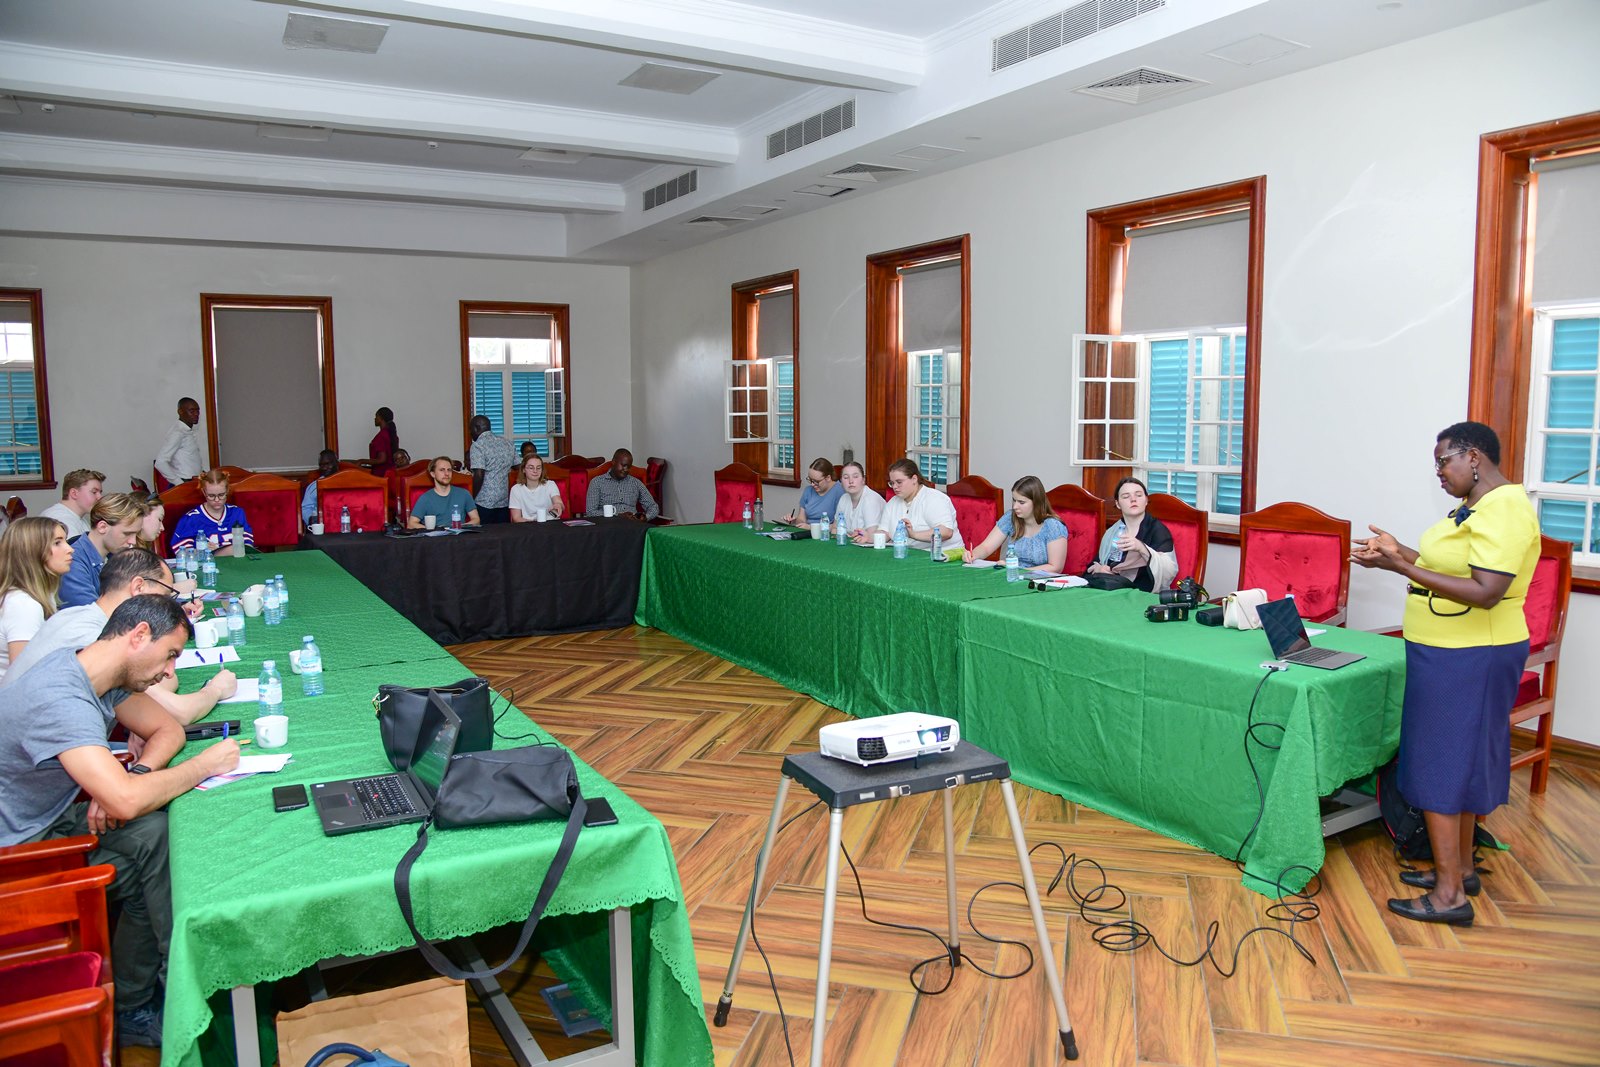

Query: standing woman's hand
[1350,524,1405,571]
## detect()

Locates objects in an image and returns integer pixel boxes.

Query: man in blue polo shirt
[59,493,149,608]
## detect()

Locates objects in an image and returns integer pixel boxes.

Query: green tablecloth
[161,551,711,1067]
[636,523,1034,718]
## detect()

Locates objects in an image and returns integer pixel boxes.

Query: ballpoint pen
[221,722,230,740]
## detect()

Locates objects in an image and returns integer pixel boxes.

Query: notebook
[312,692,461,836]
[1256,597,1366,671]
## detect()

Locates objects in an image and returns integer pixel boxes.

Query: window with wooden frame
[0,289,53,489]
[1081,180,1264,528]
[728,272,799,485]
[1468,110,1600,589]
[460,302,571,460]
[865,237,969,488]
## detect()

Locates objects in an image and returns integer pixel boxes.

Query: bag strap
[393,794,587,981]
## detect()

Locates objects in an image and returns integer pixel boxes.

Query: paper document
[177,647,241,669]
[963,560,999,569]
[218,679,260,704]
[195,752,293,791]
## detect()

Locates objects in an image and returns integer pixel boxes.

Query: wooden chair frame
[1512,535,1572,794]
[1237,500,1352,625]
[1144,493,1209,588]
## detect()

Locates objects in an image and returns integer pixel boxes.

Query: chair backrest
[645,456,667,510]
[230,473,301,549]
[1238,501,1352,622]
[317,470,387,531]
[159,480,204,515]
[0,865,115,960]
[401,470,472,514]
[0,836,95,885]
[3,496,24,523]
[1523,535,1573,656]
[945,475,1003,550]
[567,467,592,515]
[543,465,572,513]
[553,454,603,472]
[712,462,762,523]
[216,465,253,482]
[1047,483,1108,576]
[1145,493,1209,588]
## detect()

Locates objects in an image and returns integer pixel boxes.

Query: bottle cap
[263,660,276,669]
[303,635,314,642]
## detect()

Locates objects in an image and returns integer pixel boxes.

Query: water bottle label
[262,681,282,704]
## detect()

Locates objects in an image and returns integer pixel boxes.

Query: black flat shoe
[1387,894,1474,926]
[1399,869,1481,896]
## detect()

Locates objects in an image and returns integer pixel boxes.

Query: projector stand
[713,741,1078,1064]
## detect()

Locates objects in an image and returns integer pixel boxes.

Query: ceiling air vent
[992,0,1165,72]
[283,12,389,53]
[685,215,747,228]
[824,163,913,183]
[643,170,698,211]
[1073,67,1202,105]
[767,100,855,161]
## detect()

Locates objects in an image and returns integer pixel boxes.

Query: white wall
[629,0,1600,743]
[0,235,632,506]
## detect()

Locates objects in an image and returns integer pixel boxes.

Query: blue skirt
[1398,639,1528,815]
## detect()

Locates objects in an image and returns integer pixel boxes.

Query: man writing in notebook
[0,595,240,1047]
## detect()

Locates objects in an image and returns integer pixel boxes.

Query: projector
[819,713,959,766]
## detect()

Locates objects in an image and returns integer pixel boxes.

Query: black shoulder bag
[374,677,493,771]
[393,744,588,980]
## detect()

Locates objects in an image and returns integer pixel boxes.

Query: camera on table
[1145,603,1190,623]
[1159,576,1205,609]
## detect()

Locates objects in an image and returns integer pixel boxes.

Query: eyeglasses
[1434,448,1469,471]
[143,576,185,601]
[203,491,229,501]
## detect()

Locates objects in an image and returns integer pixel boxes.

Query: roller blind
[756,291,793,358]
[901,260,961,352]
[1532,157,1600,303]
[213,307,326,470]
[1120,215,1248,333]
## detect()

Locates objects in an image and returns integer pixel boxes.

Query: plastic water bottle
[226,596,246,647]
[274,575,288,615]
[450,505,462,531]
[200,546,218,588]
[930,527,943,563]
[340,505,352,534]
[893,520,908,560]
[264,581,281,626]
[258,660,283,717]
[742,502,752,529]
[298,636,323,697]
[817,512,829,541]
[178,546,193,579]
[752,499,764,532]
[1005,544,1021,582]
[835,514,848,546]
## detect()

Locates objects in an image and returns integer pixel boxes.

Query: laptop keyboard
[352,775,418,821]
[1290,646,1342,664]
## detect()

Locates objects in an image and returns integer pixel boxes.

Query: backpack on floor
[1375,758,1500,861]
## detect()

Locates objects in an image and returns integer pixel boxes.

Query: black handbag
[374,677,493,771]
[393,744,587,981]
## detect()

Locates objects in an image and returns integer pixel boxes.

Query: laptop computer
[1255,597,1366,671]
[313,691,461,836]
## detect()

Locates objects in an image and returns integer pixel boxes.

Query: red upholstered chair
[1237,501,1352,625]
[230,473,301,549]
[151,465,170,494]
[644,457,667,511]
[1145,493,1209,589]
[385,459,429,522]
[1047,484,1109,576]
[317,470,386,531]
[544,465,572,514]
[215,465,252,483]
[399,469,471,518]
[3,497,24,524]
[945,475,1003,553]
[0,864,117,1067]
[0,837,96,972]
[158,480,204,518]
[1512,536,1572,794]
[712,462,762,523]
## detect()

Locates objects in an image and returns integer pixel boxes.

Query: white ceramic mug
[255,714,288,749]
[239,591,263,617]
[534,507,549,522]
[287,649,304,674]
[309,522,325,536]
[603,504,616,518]
[193,619,220,648]
[811,520,824,539]
[872,530,887,550]
[424,514,437,530]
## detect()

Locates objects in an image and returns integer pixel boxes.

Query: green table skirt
[162,553,711,1067]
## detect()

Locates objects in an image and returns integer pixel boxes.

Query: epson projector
[819,713,959,766]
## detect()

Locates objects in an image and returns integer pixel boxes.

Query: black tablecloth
[304,519,649,643]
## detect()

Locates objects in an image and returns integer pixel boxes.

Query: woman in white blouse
[833,461,884,535]
[0,517,73,680]
[855,458,963,552]
[509,454,564,522]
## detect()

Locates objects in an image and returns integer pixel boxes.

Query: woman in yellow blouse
[1352,421,1539,927]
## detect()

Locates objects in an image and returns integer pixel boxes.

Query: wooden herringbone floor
[133,625,1600,1066]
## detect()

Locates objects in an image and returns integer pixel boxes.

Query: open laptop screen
[1256,597,1313,658]
[410,692,463,799]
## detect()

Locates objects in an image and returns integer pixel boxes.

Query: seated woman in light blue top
[782,458,846,526]
[961,475,1068,571]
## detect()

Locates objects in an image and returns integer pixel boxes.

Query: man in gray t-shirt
[468,415,515,523]
[0,595,239,1046]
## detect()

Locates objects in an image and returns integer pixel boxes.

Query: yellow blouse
[1402,483,1539,649]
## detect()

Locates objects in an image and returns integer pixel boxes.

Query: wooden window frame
[0,288,55,491]
[1467,110,1600,595]
[458,301,572,460]
[865,236,971,488]
[199,294,338,468]
[1085,178,1265,541]
[731,271,800,487]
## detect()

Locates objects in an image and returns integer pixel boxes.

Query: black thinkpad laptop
[1256,597,1366,671]
[313,692,460,836]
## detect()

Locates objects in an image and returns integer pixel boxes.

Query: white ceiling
[0,0,1546,261]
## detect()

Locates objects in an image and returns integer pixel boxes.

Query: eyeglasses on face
[1434,448,1469,471]
[203,491,229,501]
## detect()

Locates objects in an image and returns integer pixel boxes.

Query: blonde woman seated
[855,458,963,551]
[0,517,74,681]
[834,461,884,535]
[509,454,564,522]
[1086,477,1177,592]
[962,476,1068,571]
